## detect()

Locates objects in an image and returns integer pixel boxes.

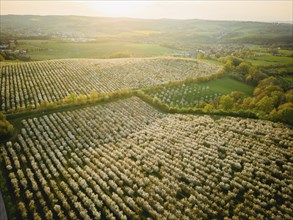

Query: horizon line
[1,14,292,24]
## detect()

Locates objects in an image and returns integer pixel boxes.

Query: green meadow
[200,76,254,95]
[18,40,177,60]
[247,54,293,66]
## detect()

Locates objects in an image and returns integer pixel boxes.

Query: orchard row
[1,98,292,219]
[0,58,220,112]
[146,84,222,108]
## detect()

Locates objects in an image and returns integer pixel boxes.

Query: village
[0,39,29,60]
[173,45,255,59]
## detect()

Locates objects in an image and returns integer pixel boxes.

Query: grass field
[18,40,178,60]
[146,77,254,108]
[200,76,254,95]
[247,54,293,66]
[278,49,293,57]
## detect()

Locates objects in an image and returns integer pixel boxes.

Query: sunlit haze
[1,0,292,22]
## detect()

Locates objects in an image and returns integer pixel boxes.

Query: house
[173,51,196,58]
[196,49,207,55]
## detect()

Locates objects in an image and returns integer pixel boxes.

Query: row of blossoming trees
[1,97,292,219]
[146,84,222,108]
[0,58,220,112]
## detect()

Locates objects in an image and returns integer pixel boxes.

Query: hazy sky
[1,1,292,22]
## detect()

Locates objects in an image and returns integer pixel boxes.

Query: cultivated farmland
[144,77,254,108]
[146,84,221,107]
[1,13,293,220]
[0,58,220,112]
[1,97,292,219]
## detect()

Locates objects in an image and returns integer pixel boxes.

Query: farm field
[17,40,177,60]
[145,77,254,108]
[247,55,293,66]
[1,97,292,219]
[0,57,221,113]
[0,54,292,220]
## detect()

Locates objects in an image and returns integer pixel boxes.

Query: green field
[145,77,254,108]
[247,54,293,66]
[278,49,293,57]
[200,77,254,95]
[18,40,178,60]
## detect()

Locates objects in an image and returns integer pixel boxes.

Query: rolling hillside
[1,15,292,46]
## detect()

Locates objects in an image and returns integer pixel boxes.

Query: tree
[245,70,267,84]
[230,91,245,103]
[219,95,234,111]
[241,97,254,110]
[224,60,234,72]
[203,103,214,112]
[89,90,100,103]
[236,62,251,76]
[0,112,14,139]
[77,94,88,104]
[270,103,293,125]
[271,91,284,106]
[285,89,293,103]
[227,56,243,67]
[255,96,276,113]
[257,77,280,90]
[253,77,283,95]
[63,93,78,104]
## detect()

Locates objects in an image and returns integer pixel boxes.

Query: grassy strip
[6,90,135,121]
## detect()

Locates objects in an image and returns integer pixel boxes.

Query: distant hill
[1,15,292,47]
